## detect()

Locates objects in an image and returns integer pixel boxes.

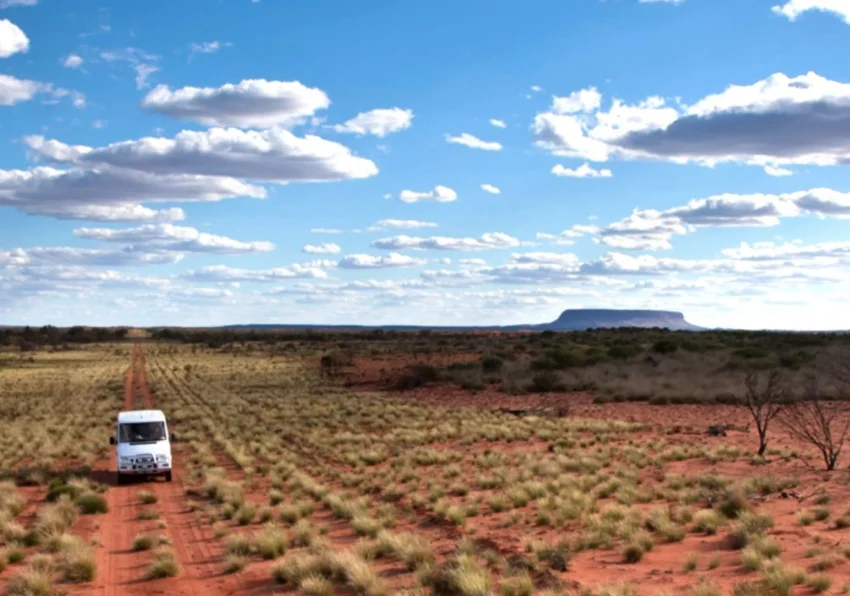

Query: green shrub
[527,370,564,393]
[652,340,678,355]
[481,356,504,374]
[75,493,108,515]
[396,364,440,390]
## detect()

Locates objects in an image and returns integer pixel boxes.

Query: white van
[110,410,173,484]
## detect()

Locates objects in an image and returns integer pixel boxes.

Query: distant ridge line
[220,308,704,332]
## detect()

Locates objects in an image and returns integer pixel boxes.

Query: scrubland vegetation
[1,327,850,594]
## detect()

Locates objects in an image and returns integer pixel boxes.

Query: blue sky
[1,0,849,330]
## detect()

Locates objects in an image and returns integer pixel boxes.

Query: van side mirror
[109,437,116,445]
[169,432,177,442]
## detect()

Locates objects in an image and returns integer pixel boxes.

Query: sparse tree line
[0,326,129,351]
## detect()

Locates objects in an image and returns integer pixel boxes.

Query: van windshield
[119,422,166,444]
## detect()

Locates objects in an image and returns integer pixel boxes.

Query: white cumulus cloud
[367,219,437,231]
[142,79,330,128]
[445,133,503,151]
[332,107,414,137]
[302,243,341,254]
[552,163,613,178]
[0,19,28,58]
[372,233,520,252]
[397,185,457,203]
[338,253,427,269]
[25,128,378,183]
[180,264,329,282]
[481,184,501,194]
[72,223,274,254]
[0,74,44,106]
[534,72,850,171]
[772,0,850,24]
[63,54,83,68]
[0,164,265,222]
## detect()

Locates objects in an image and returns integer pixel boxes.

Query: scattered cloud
[480,184,501,194]
[134,64,159,89]
[552,163,613,178]
[0,19,29,58]
[445,133,503,151]
[180,264,329,282]
[509,252,582,266]
[331,107,414,137]
[397,185,457,203]
[597,188,850,250]
[141,79,329,128]
[100,47,160,90]
[71,90,86,109]
[367,219,437,231]
[338,252,427,269]
[772,0,850,24]
[73,223,275,254]
[765,165,793,177]
[302,242,341,254]
[0,246,182,268]
[372,232,520,251]
[62,53,83,68]
[536,225,600,246]
[489,119,506,128]
[189,41,231,57]
[310,228,343,234]
[551,87,602,114]
[0,74,44,106]
[533,72,850,171]
[25,128,379,183]
[722,239,850,260]
[0,164,265,221]
[23,204,185,223]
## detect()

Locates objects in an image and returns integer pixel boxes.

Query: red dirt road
[73,345,237,596]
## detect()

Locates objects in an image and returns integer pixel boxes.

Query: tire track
[92,350,140,596]
[135,344,236,596]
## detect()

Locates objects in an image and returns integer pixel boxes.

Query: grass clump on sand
[6,568,54,596]
[419,552,492,596]
[254,524,289,560]
[132,533,156,551]
[75,492,109,515]
[57,535,96,582]
[138,490,158,505]
[146,548,179,579]
[222,554,248,574]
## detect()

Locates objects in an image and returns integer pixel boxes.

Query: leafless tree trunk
[780,378,850,471]
[744,369,785,457]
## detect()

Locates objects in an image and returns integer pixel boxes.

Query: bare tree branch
[780,377,850,471]
[743,369,785,457]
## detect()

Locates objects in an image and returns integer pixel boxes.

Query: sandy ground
[5,348,850,595]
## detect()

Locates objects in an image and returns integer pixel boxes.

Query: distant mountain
[222,308,703,332]
[536,309,702,331]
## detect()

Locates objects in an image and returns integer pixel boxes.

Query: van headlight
[155,455,170,463]
[119,457,132,466]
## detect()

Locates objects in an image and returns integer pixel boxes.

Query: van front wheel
[117,473,125,486]
[165,471,172,482]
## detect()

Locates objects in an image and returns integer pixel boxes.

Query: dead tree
[780,379,850,471]
[743,369,786,457]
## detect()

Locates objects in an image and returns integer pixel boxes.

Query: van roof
[117,410,166,423]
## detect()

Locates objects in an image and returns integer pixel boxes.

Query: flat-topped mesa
[543,309,700,331]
